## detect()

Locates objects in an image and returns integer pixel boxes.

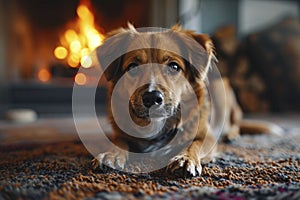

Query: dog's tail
[239,119,284,136]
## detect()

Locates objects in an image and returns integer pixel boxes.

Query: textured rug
[0,132,299,200]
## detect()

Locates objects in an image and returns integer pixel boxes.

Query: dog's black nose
[142,91,164,108]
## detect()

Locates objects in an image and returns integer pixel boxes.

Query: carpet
[0,132,299,200]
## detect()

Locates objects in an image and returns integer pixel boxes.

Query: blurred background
[0,0,299,121]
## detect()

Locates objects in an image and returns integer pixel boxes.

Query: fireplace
[2,0,156,82]
[0,0,179,115]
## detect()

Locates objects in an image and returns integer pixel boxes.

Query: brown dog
[92,24,282,176]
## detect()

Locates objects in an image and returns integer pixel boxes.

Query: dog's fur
[92,24,283,176]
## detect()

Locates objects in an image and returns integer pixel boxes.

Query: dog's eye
[166,62,181,75]
[126,63,140,77]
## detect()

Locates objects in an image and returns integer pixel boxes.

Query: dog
[92,24,283,176]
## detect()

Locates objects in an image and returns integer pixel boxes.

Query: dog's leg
[239,119,284,136]
[92,139,129,170]
[222,100,243,142]
[221,78,283,142]
[222,84,284,141]
[219,78,243,142]
[167,128,217,176]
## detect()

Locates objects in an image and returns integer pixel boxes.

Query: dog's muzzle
[130,89,176,119]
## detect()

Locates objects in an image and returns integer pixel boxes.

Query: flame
[54,0,104,71]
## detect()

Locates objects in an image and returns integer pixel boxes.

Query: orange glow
[54,46,68,59]
[68,54,80,68]
[38,68,51,82]
[70,40,82,52]
[87,31,102,49]
[75,73,87,85]
[54,0,104,68]
[80,48,90,57]
[77,5,92,20]
[65,29,78,43]
[81,55,93,68]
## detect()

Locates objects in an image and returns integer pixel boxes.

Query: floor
[0,114,299,199]
[1,114,299,144]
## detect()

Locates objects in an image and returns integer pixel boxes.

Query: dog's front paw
[166,154,202,177]
[92,151,127,170]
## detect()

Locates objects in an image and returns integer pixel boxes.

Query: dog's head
[97,24,215,132]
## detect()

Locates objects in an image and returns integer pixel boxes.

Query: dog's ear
[171,26,216,81]
[96,25,137,82]
[187,33,216,81]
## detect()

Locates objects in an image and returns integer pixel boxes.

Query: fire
[54,0,104,70]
